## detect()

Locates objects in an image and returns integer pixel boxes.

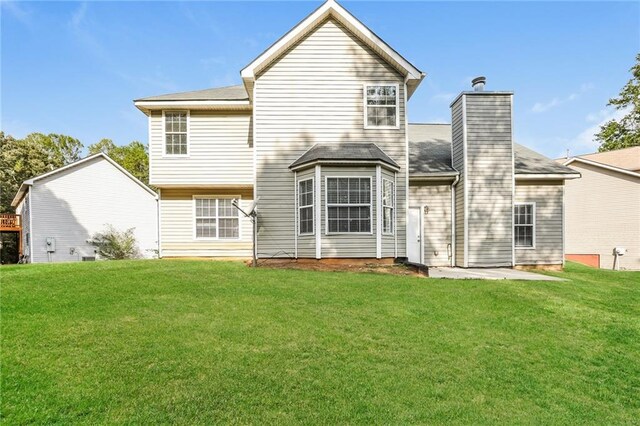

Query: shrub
[90,225,141,260]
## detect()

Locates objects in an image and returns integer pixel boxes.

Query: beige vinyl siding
[321,167,377,258]
[149,111,253,186]
[450,99,465,266]
[409,182,452,266]
[29,157,158,263]
[296,168,316,258]
[564,162,640,270]
[514,182,564,265]
[464,94,513,267]
[254,18,406,259]
[160,188,253,257]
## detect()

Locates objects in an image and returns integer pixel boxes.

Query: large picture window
[365,84,398,128]
[164,111,188,155]
[514,203,535,248]
[298,178,314,235]
[195,197,239,239]
[326,177,371,233]
[382,179,394,234]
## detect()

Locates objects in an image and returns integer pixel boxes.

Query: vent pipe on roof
[472,76,486,91]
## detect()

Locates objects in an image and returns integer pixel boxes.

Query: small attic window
[364,84,399,129]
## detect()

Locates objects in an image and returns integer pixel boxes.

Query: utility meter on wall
[46,237,56,252]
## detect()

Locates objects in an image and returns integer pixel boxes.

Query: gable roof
[240,0,424,99]
[408,123,580,178]
[572,146,640,172]
[289,143,399,170]
[561,156,640,179]
[11,153,157,208]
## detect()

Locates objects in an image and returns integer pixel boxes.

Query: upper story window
[194,197,239,239]
[382,178,394,235]
[514,203,535,248]
[164,111,188,155]
[298,178,314,235]
[364,84,399,128]
[326,177,371,234]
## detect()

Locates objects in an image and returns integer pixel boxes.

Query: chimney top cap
[472,76,486,91]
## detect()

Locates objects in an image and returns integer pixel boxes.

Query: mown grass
[1,260,639,424]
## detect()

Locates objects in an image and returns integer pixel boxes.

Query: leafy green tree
[88,139,150,185]
[596,54,640,152]
[0,132,69,214]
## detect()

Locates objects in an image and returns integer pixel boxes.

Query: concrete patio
[428,267,564,281]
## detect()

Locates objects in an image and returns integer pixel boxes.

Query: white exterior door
[407,207,422,264]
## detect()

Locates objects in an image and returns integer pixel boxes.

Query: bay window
[298,178,314,235]
[326,177,371,233]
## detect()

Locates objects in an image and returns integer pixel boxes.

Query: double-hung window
[164,111,188,155]
[298,178,314,235]
[326,177,371,233]
[514,203,535,248]
[195,197,239,239]
[382,179,394,234]
[365,84,398,128]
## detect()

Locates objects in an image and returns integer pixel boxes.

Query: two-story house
[134,0,579,268]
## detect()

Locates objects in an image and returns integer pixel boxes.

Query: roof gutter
[409,171,459,182]
[515,173,581,181]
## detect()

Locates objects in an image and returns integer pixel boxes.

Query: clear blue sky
[2,1,639,158]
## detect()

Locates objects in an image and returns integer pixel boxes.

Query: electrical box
[46,237,56,252]
[615,247,627,256]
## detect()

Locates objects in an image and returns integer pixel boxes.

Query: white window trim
[382,177,395,236]
[162,110,190,157]
[363,83,400,130]
[324,176,373,235]
[514,202,536,250]
[192,195,241,241]
[298,177,315,236]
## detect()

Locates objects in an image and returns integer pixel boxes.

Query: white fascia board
[562,157,640,179]
[240,0,423,83]
[515,173,582,180]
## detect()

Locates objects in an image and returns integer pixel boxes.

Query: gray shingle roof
[408,123,577,176]
[135,84,248,102]
[408,124,456,174]
[290,143,399,169]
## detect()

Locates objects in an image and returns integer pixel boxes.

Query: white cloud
[560,107,628,157]
[531,83,594,113]
[430,93,455,103]
[1,0,34,27]
[70,2,87,29]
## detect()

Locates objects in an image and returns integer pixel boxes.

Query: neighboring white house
[559,148,640,270]
[11,153,158,263]
[133,0,580,269]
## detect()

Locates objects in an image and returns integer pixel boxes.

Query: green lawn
[1,261,639,424]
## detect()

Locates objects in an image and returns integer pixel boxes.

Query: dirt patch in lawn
[251,259,426,276]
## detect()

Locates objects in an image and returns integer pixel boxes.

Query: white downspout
[450,174,460,267]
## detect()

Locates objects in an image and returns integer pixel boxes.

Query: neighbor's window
[327,177,371,233]
[298,178,314,235]
[365,85,398,128]
[382,179,394,234]
[514,203,535,248]
[195,198,239,239]
[165,111,188,155]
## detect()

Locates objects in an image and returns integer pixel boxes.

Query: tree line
[0,132,149,214]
